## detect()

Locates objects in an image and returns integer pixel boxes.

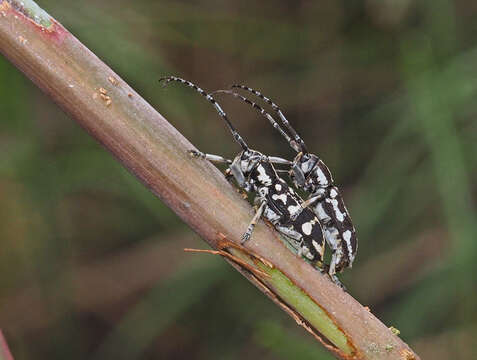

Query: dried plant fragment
[108,76,118,86]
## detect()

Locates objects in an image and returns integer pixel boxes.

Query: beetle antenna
[160,76,249,150]
[231,84,307,153]
[212,89,303,152]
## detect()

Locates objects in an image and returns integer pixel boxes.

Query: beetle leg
[188,149,232,164]
[241,200,267,243]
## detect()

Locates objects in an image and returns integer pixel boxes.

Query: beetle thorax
[252,162,277,187]
[305,160,333,192]
[299,153,319,174]
[290,152,318,189]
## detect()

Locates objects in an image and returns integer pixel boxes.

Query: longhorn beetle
[214,86,357,277]
[159,76,334,280]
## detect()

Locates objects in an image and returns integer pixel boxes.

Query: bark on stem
[0,1,420,359]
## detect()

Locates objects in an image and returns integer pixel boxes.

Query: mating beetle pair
[160,76,357,286]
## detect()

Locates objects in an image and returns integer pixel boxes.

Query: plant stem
[0,1,420,359]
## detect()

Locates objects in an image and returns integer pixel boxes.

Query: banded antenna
[231,84,308,154]
[159,76,249,151]
[212,89,296,148]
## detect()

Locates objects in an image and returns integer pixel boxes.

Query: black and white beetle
[159,76,331,276]
[214,86,358,277]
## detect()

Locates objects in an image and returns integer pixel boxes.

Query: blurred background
[1,0,476,359]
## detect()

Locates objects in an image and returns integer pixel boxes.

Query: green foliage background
[1,1,476,359]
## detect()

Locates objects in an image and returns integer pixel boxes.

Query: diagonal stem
[0,1,420,359]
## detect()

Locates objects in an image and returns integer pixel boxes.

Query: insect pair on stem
[160,76,357,288]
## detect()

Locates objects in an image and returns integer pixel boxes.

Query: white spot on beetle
[315,203,330,222]
[302,222,313,235]
[272,193,288,204]
[315,168,329,186]
[303,247,314,260]
[312,240,322,253]
[343,230,355,259]
[343,230,352,243]
[329,198,346,222]
[257,165,271,185]
[288,204,301,215]
[275,184,282,191]
[258,188,269,197]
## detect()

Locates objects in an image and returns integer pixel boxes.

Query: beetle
[213,86,358,278]
[159,76,330,275]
